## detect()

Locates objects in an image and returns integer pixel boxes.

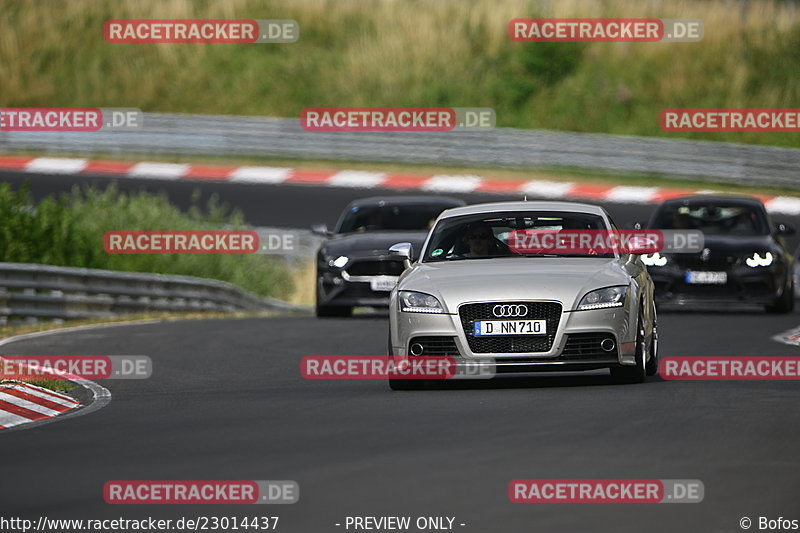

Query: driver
[462,223,496,257]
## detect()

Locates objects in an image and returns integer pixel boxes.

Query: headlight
[328,255,349,268]
[641,252,668,267]
[399,291,444,313]
[577,286,627,311]
[745,252,773,267]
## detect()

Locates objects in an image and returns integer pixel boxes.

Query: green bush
[0,183,293,300]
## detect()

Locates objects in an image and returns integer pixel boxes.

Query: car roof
[658,195,765,207]
[346,196,466,208]
[438,201,607,219]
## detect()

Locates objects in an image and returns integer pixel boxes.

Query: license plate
[685,271,727,285]
[369,277,397,292]
[474,320,546,336]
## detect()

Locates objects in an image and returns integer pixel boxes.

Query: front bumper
[650,265,784,305]
[390,302,638,373]
[317,269,398,308]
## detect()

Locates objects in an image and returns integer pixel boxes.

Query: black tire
[389,379,424,390]
[611,307,647,384]
[645,306,659,376]
[315,304,352,318]
[766,278,794,314]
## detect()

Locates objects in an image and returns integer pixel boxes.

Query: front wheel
[645,307,659,376]
[766,278,794,314]
[611,307,647,384]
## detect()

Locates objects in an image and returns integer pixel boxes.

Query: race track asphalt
[1,311,799,532]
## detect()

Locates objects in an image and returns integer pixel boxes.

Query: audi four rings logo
[493,304,528,317]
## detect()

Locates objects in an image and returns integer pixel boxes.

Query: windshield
[423,211,613,262]
[337,204,450,234]
[650,203,768,236]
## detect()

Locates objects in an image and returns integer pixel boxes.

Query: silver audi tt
[387,201,658,389]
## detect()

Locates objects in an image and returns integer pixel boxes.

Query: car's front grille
[561,333,617,360]
[675,252,735,271]
[459,301,562,354]
[408,336,460,356]
[346,259,405,277]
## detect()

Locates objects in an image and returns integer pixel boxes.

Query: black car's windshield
[651,203,769,236]
[423,211,613,262]
[337,204,449,233]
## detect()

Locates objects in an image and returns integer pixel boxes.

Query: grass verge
[2,0,800,147]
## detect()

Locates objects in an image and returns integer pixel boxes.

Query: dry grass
[1,0,798,145]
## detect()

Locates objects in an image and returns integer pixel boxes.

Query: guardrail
[0,262,305,323]
[2,113,800,189]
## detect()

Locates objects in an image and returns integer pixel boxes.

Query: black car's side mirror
[775,222,796,236]
[389,242,414,268]
[311,224,331,237]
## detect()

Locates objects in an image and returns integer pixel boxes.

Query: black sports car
[313,195,465,317]
[643,195,795,313]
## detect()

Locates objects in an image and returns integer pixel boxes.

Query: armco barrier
[0,262,305,323]
[2,113,800,189]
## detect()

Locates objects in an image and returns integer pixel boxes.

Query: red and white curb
[0,324,122,432]
[2,155,800,215]
[0,380,80,429]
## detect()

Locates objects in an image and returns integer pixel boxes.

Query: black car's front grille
[674,253,735,271]
[346,259,406,277]
[408,336,460,356]
[459,301,562,354]
[561,333,617,360]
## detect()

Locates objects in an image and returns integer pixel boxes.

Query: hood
[670,234,776,255]
[320,231,428,258]
[399,257,631,312]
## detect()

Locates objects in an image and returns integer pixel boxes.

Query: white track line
[422,175,483,193]
[1,383,79,407]
[128,162,189,179]
[519,180,574,198]
[26,157,88,174]
[229,166,292,184]
[0,392,62,416]
[0,410,33,428]
[327,170,387,188]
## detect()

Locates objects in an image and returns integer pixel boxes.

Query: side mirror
[626,234,659,255]
[311,224,331,237]
[389,242,414,269]
[776,222,796,236]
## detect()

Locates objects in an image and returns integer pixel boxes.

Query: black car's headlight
[399,291,445,314]
[744,252,774,268]
[323,255,349,268]
[641,252,668,267]
[577,286,627,311]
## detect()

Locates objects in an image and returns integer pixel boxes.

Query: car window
[650,204,768,236]
[423,211,613,261]
[337,204,453,233]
